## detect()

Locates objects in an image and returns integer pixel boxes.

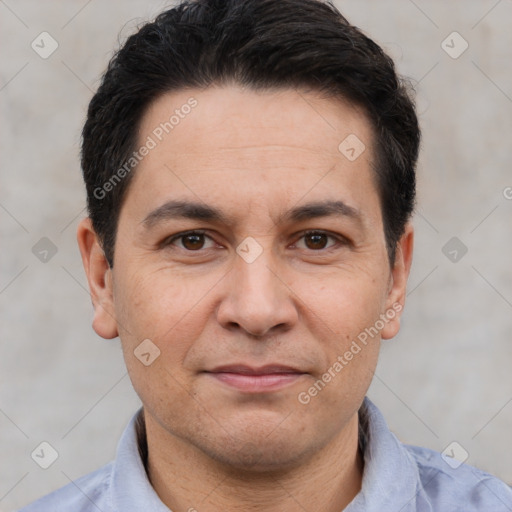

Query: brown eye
[165,231,215,251]
[181,233,205,250]
[304,232,329,250]
[295,231,341,251]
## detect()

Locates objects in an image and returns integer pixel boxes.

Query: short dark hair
[81,0,420,267]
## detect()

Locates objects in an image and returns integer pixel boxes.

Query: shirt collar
[346,397,432,512]
[109,397,429,511]
[110,408,170,511]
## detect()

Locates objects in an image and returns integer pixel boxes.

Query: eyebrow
[141,199,362,230]
[142,200,230,229]
[280,200,360,224]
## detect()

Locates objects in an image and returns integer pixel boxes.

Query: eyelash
[162,229,347,252]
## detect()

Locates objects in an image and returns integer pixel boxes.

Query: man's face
[80,86,411,470]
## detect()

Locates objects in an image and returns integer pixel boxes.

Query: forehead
[140,85,373,160]
[124,85,380,227]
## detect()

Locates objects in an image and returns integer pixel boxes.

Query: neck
[142,412,364,512]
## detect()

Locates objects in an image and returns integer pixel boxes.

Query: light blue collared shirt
[19,397,512,511]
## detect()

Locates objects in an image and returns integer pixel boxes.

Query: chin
[191,416,321,474]
[206,437,313,475]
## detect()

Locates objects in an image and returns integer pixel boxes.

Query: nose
[216,245,298,338]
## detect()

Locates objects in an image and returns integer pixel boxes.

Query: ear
[76,217,119,339]
[381,223,414,340]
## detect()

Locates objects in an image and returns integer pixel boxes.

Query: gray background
[1,0,511,509]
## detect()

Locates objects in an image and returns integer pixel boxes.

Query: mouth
[204,364,308,392]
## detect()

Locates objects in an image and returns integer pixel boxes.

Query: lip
[205,364,307,392]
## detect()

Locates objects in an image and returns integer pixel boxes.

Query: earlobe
[381,223,414,340]
[76,218,119,340]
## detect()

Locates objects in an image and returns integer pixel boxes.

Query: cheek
[116,267,202,334]
[291,270,385,391]
[114,270,213,420]
[294,268,388,337]
[113,268,217,376]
